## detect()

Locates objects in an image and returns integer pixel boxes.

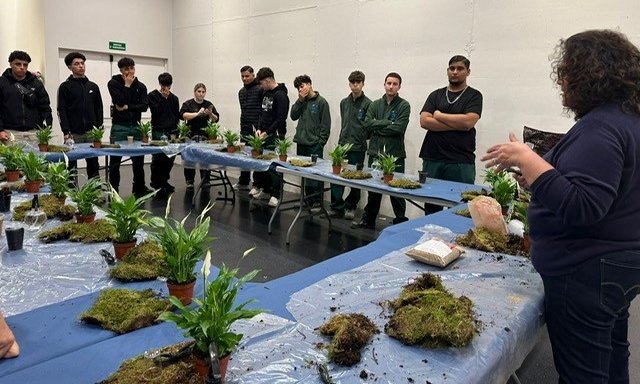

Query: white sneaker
[344,209,355,220]
[253,190,269,200]
[268,196,280,207]
[249,187,261,196]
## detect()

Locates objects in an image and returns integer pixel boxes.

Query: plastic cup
[418,171,428,184]
[127,136,134,144]
[6,227,24,251]
[311,154,318,163]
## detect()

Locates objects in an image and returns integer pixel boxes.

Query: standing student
[237,65,263,190]
[291,74,331,208]
[251,67,289,207]
[107,57,150,196]
[148,72,180,196]
[352,72,410,229]
[57,51,103,181]
[0,50,52,144]
[180,83,219,189]
[330,70,371,219]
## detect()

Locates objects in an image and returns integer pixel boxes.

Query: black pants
[69,157,100,182]
[362,156,406,224]
[184,169,210,184]
[150,153,175,188]
[542,251,640,383]
[297,143,324,205]
[252,134,281,197]
[239,128,253,185]
[109,156,146,192]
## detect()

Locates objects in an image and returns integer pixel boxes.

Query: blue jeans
[541,251,640,383]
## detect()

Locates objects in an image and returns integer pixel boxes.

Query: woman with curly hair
[482,30,640,382]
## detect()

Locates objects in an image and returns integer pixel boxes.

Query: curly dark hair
[293,74,312,89]
[551,29,640,119]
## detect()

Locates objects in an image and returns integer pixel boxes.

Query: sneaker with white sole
[344,209,355,220]
[268,196,280,207]
[249,187,261,196]
[253,190,269,200]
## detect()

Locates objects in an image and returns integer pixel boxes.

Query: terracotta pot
[251,150,260,158]
[227,145,236,153]
[113,240,137,260]
[142,136,149,143]
[5,170,20,182]
[523,233,531,250]
[332,165,342,175]
[279,155,288,162]
[75,213,96,224]
[38,143,48,152]
[167,279,196,305]
[383,173,394,183]
[93,141,102,149]
[193,352,230,380]
[24,180,41,193]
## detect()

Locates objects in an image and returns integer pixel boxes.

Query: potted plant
[19,151,47,193]
[36,125,53,152]
[105,186,156,260]
[203,122,221,142]
[138,121,152,143]
[68,177,103,223]
[177,120,191,141]
[149,198,214,305]
[329,143,353,174]
[159,250,264,379]
[222,130,240,153]
[43,158,74,204]
[0,144,25,182]
[484,169,517,214]
[376,151,398,183]
[87,126,105,148]
[275,137,293,162]
[244,132,265,157]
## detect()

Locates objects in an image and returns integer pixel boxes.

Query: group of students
[236,58,483,230]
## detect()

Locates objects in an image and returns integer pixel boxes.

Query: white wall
[0,0,45,73]
[170,0,640,216]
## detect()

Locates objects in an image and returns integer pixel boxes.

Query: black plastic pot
[0,191,11,212]
[5,227,24,251]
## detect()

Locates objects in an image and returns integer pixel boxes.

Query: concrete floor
[111,164,640,384]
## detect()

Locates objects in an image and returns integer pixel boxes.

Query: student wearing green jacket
[291,74,331,206]
[330,70,372,219]
[352,72,410,229]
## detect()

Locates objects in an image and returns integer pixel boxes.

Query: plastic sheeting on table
[278,160,482,205]
[225,225,544,384]
[0,194,150,316]
[180,143,274,171]
[38,141,188,162]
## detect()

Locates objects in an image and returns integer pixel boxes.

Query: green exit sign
[109,41,126,51]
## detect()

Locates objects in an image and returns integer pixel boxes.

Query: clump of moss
[100,143,121,149]
[148,141,168,147]
[99,342,201,384]
[387,178,421,189]
[385,273,475,348]
[38,218,116,243]
[206,138,223,144]
[47,144,70,153]
[454,207,471,218]
[340,170,372,180]
[289,159,314,167]
[460,188,490,202]
[81,288,171,334]
[318,313,378,366]
[456,227,529,257]
[5,181,25,191]
[110,241,168,282]
[12,194,75,221]
[256,152,278,160]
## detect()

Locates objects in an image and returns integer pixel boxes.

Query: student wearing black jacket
[107,57,150,197]
[251,67,289,207]
[0,50,52,144]
[57,52,103,180]
[148,72,180,195]
[237,65,263,189]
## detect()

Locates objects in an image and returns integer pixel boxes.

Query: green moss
[387,178,421,189]
[47,144,70,153]
[289,159,314,167]
[340,170,372,180]
[100,143,121,148]
[12,194,75,221]
[148,141,168,147]
[99,342,200,384]
[318,313,378,366]
[385,273,476,348]
[6,181,25,191]
[454,207,471,218]
[456,228,529,257]
[81,288,172,334]
[110,241,168,282]
[460,188,490,202]
[38,218,116,243]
